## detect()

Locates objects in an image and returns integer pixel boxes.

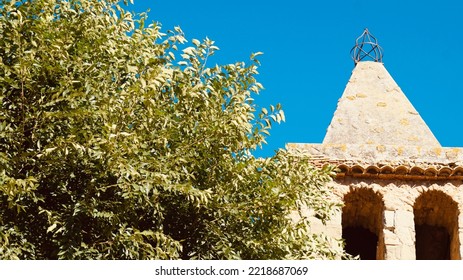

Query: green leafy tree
[0,0,346,259]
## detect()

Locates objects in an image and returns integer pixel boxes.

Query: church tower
[287,29,463,260]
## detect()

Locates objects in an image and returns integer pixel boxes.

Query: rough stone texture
[383,210,395,229]
[322,61,440,146]
[394,210,414,228]
[289,61,463,260]
[303,178,463,259]
[286,143,463,169]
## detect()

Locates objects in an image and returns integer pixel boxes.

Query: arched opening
[342,188,384,260]
[414,190,460,260]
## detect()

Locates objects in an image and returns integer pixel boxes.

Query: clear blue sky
[128,0,463,158]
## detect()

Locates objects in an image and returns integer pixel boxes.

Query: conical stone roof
[323,61,440,147]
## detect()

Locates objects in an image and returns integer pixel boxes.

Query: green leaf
[192,39,200,47]
[47,224,57,233]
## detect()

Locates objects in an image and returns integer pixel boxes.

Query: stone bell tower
[288,29,463,260]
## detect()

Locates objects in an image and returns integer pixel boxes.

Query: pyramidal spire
[323,61,440,146]
[323,30,440,147]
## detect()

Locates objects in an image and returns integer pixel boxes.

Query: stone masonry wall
[304,177,463,260]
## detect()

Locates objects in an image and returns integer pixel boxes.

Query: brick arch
[342,187,385,259]
[414,190,460,260]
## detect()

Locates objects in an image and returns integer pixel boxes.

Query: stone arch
[342,187,385,259]
[414,190,460,260]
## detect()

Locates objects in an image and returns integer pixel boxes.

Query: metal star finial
[350,28,383,64]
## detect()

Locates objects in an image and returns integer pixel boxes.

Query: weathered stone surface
[383,210,395,229]
[322,61,440,146]
[400,245,416,260]
[296,171,463,259]
[384,245,401,260]
[286,143,463,167]
[383,229,400,245]
[394,210,414,228]
[395,226,415,245]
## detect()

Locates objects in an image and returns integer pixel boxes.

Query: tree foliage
[0,0,346,259]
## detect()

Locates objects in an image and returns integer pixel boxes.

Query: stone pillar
[458,214,463,259]
[383,210,415,260]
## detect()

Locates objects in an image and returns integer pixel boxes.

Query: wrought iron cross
[350,28,383,64]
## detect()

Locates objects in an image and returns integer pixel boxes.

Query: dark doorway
[415,224,450,260]
[343,226,378,260]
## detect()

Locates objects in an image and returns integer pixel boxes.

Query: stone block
[394,210,414,228]
[395,227,415,245]
[400,245,416,260]
[330,211,342,224]
[385,245,401,260]
[325,226,342,239]
[384,210,395,229]
[459,231,463,244]
[383,229,401,245]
